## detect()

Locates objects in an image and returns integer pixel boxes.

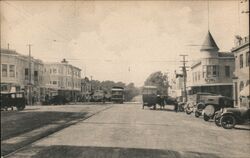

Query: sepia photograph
[0,0,249,157]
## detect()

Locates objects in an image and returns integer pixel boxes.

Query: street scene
[1,0,250,158]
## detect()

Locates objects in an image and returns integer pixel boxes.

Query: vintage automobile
[0,91,26,111]
[215,86,250,129]
[49,95,69,105]
[142,86,157,109]
[202,95,234,121]
[216,107,250,129]
[185,92,215,115]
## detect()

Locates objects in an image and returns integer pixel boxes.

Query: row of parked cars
[183,92,250,129]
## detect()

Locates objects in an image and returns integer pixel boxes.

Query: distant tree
[88,79,139,102]
[144,71,169,95]
[124,82,140,101]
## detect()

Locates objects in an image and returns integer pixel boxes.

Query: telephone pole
[180,54,189,102]
[28,44,32,105]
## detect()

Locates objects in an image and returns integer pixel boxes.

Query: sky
[1,0,249,86]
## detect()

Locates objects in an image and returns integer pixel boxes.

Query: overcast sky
[1,0,249,86]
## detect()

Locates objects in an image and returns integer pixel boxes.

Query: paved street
[3,103,250,158]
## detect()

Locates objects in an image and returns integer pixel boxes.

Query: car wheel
[221,115,236,129]
[214,113,221,127]
[195,111,201,117]
[203,114,210,121]
[185,109,192,115]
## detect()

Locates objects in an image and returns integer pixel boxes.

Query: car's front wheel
[221,115,236,129]
[203,114,210,121]
[214,113,221,127]
[195,111,201,117]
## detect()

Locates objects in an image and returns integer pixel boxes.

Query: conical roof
[200,31,219,51]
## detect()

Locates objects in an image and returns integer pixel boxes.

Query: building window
[240,54,243,68]
[53,68,57,74]
[34,71,38,81]
[53,81,57,85]
[206,65,218,77]
[212,65,217,76]
[246,52,249,67]
[198,71,200,80]
[25,68,29,80]
[225,66,230,77]
[2,64,7,77]
[9,65,15,77]
[202,65,206,78]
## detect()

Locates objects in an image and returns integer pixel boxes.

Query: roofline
[231,42,249,52]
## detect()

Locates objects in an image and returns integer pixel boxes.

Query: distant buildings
[43,59,82,102]
[189,31,235,98]
[231,35,249,107]
[0,49,44,103]
[0,49,82,103]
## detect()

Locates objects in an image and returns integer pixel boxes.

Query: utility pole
[180,54,189,102]
[28,44,32,105]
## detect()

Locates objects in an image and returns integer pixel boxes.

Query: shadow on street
[30,145,221,158]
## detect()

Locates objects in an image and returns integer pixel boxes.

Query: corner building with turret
[189,31,235,98]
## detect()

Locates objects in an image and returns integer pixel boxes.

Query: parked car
[0,91,26,111]
[216,107,250,129]
[202,95,234,121]
[49,95,69,105]
[185,92,215,115]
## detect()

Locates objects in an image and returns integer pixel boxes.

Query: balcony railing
[235,36,249,47]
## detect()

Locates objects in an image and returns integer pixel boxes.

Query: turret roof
[200,31,219,51]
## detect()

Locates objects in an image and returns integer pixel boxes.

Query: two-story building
[231,35,249,107]
[189,31,235,98]
[0,49,44,103]
[43,59,82,101]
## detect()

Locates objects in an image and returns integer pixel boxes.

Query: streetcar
[111,86,124,104]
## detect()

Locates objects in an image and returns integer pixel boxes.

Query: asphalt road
[3,103,250,158]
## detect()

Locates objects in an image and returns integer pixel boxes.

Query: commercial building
[0,49,44,103]
[231,35,249,107]
[43,59,82,102]
[189,31,235,98]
